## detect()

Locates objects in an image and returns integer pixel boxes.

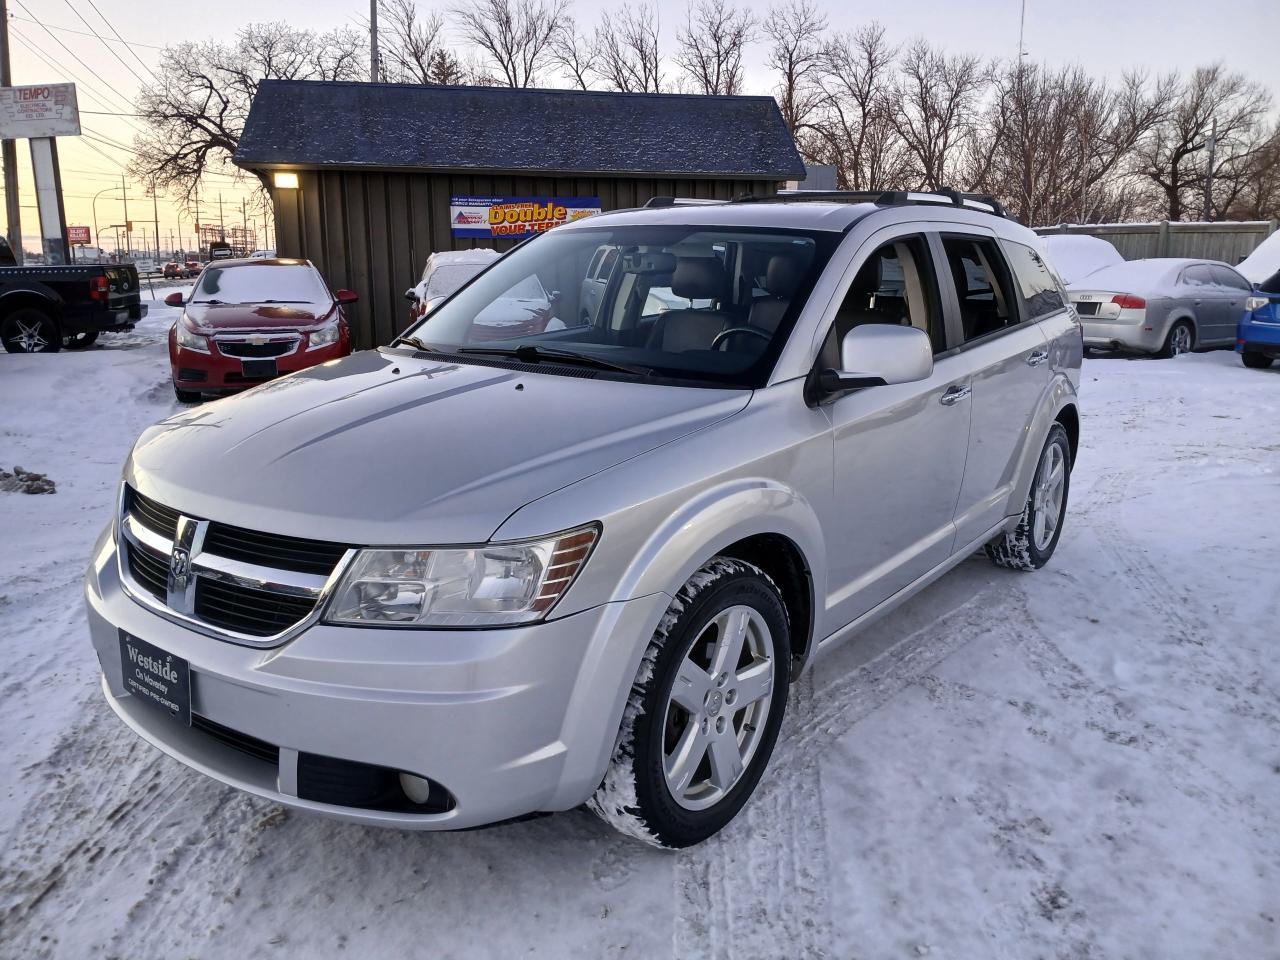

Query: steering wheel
[710,326,772,349]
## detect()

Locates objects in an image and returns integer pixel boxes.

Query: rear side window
[1182,265,1215,287]
[1004,241,1066,319]
[940,235,1020,343]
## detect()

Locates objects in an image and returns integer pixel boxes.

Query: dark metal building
[234,80,804,347]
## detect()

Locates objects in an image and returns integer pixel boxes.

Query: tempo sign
[450,196,601,238]
[0,84,81,138]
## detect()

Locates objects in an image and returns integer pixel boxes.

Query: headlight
[324,525,598,628]
[174,319,209,353]
[308,318,341,350]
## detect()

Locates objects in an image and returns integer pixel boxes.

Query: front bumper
[85,525,670,829]
[169,331,351,394]
[1238,313,1280,356]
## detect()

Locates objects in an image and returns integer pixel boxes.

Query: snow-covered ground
[1,315,1277,959]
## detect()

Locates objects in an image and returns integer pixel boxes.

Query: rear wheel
[1242,350,1274,369]
[588,558,791,848]
[62,330,99,350]
[1157,320,1194,359]
[986,423,1072,571]
[1,308,61,353]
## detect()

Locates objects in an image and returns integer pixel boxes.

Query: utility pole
[0,0,23,265]
[370,0,379,81]
[1017,0,1027,64]
[151,182,159,261]
[218,192,224,240]
[1202,116,1217,222]
[241,196,247,252]
[121,174,130,259]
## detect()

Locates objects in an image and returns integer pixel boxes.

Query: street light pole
[92,187,120,262]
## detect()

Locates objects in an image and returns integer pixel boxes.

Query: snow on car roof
[1236,232,1280,285]
[428,249,499,266]
[1072,258,1205,293]
[1039,235,1124,285]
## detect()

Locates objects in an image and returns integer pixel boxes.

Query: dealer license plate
[118,631,190,725]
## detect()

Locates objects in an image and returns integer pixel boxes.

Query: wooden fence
[1033,220,1278,265]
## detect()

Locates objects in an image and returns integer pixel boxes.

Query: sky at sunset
[4,0,1278,257]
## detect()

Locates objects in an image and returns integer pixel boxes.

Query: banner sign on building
[67,225,91,245]
[0,84,81,138]
[450,196,601,238]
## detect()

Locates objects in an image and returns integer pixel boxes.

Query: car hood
[127,349,750,545]
[184,301,336,332]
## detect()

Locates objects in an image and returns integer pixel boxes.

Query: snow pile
[0,326,1277,958]
[1236,230,1280,286]
[1039,234,1124,285]
[0,466,55,494]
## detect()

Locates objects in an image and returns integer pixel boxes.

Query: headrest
[765,255,803,297]
[671,257,728,301]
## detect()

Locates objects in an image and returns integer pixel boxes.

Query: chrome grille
[216,337,298,359]
[118,484,353,645]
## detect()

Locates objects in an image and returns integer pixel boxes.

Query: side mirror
[404,288,419,303]
[164,292,184,307]
[336,289,359,304]
[819,324,933,395]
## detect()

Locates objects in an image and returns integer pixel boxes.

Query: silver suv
[85,191,1082,847]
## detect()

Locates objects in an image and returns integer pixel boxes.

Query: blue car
[1238,268,1280,369]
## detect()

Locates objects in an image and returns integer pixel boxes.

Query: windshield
[400,225,836,388]
[192,263,330,304]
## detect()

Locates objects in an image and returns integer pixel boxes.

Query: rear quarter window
[1003,241,1067,320]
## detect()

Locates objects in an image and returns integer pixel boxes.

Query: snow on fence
[1033,219,1278,265]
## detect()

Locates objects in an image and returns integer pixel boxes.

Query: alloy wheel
[12,317,50,352]
[1032,441,1066,552]
[662,605,775,811]
[1170,324,1192,356]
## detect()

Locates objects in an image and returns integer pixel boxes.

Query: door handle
[940,385,971,406]
[1026,350,1049,366]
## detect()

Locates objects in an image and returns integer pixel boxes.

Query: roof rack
[729,188,1008,219]
[643,196,730,208]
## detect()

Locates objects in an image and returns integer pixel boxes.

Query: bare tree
[551,22,598,90]
[676,0,755,96]
[451,0,569,88]
[763,0,826,138]
[810,24,910,190]
[889,40,989,190]
[593,6,664,93]
[1212,124,1280,220]
[378,0,454,84]
[1133,63,1271,220]
[130,22,365,201]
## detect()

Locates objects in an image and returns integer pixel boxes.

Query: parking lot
[1,309,1276,958]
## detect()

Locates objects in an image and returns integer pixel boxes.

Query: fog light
[399,772,433,805]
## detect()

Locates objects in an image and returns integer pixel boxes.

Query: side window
[1211,266,1251,292]
[1003,241,1066,320]
[940,235,1020,343]
[596,247,620,281]
[819,234,945,368]
[1182,265,1214,287]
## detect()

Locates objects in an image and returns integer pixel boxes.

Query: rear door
[937,231,1053,548]
[1211,265,1252,343]
[1180,264,1229,343]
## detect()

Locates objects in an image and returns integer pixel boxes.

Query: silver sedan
[1067,258,1251,357]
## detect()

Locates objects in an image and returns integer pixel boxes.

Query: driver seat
[747,254,804,333]
[646,257,733,352]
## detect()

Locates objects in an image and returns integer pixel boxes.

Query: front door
[819,229,971,636]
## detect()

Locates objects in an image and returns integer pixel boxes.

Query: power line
[8,15,164,50]
[9,27,135,118]
[81,0,160,80]
[59,0,151,87]
[11,0,139,113]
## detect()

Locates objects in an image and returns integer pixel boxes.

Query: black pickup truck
[0,236,148,352]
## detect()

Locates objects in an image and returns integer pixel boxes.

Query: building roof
[234,80,804,180]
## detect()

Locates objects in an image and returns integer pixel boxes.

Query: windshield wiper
[458,344,650,376]
[395,334,437,352]
[191,299,224,304]
[257,299,307,304]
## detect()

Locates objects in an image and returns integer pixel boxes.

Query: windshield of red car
[191,264,330,304]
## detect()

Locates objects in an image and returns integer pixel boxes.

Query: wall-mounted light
[273,171,299,189]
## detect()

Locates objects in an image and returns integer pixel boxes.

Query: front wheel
[588,558,791,848]
[986,422,1072,571]
[1,308,62,353]
[1242,350,1274,369]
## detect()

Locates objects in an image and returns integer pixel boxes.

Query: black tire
[1,307,62,353]
[173,385,202,403]
[985,422,1072,572]
[62,330,99,350]
[1156,320,1194,359]
[1242,350,1274,369]
[588,557,791,848]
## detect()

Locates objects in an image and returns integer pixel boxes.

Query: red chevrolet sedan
[166,258,355,402]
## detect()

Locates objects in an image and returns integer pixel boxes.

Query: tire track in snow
[673,584,1019,958]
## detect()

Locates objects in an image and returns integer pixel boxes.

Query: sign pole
[29,136,68,264]
[0,0,23,265]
